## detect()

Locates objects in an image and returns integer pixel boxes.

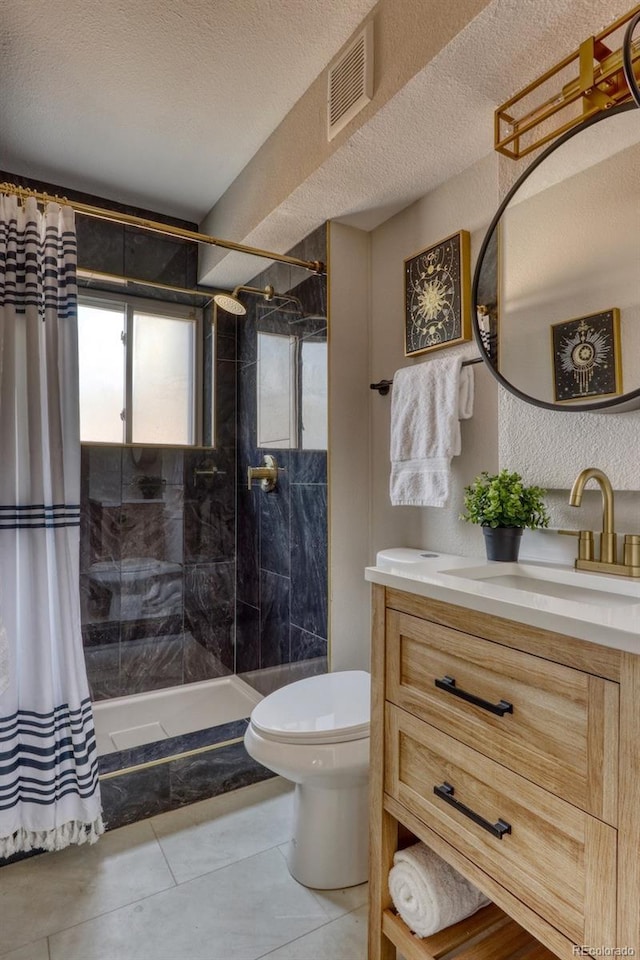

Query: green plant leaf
[460,470,549,530]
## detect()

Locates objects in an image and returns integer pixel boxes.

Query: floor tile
[0,942,50,960]
[0,821,175,954]
[309,882,369,921]
[277,843,368,919]
[48,847,330,960]
[151,777,293,883]
[258,904,368,959]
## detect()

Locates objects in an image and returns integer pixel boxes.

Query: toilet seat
[249,670,370,745]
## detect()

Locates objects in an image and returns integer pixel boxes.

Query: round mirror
[472,101,640,412]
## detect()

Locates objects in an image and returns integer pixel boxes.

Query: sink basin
[440,563,640,608]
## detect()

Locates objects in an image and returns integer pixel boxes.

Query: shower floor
[93,675,263,755]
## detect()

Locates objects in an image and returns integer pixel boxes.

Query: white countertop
[365,548,640,654]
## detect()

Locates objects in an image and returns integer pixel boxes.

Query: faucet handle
[247,455,279,492]
[558,529,595,561]
[623,534,640,568]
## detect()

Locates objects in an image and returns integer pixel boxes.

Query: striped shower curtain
[0,194,103,856]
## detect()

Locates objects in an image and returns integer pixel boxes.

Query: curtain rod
[77,268,219,303]
[0,181,325,275]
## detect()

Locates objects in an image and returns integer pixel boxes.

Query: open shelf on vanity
[382,902,556,960]
[379,815,556,960]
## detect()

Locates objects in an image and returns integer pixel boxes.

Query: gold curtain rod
[76,267,219,302]
[0,181,325,275]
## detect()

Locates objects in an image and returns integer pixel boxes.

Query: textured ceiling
[199,0,637,286]
[1,0,636,286]
[0,0,379,220]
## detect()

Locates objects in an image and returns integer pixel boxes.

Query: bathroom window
[78,293,202,445]
[257,332,298,448]
[300,340,327,450]
[256,332,327,450]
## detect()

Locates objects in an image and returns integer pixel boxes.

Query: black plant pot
[482,526,523,562]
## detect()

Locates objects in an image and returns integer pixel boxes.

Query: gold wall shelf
[496,4,640,159]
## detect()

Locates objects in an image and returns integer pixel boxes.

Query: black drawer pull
[434,782,511,840]
[434,675,513,717]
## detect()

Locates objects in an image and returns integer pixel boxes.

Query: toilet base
[286,779,369,890]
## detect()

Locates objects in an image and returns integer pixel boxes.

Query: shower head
[213,292,247,315]
[213,284,275,316]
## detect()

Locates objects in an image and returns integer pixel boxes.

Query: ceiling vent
[327,22,373,141]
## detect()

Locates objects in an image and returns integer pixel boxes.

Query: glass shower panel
[78,301,126,443]
[132,312,196,445]
[257,332,298,448]
[300,340,327,449]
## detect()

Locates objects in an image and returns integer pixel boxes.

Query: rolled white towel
[388,842,490,938]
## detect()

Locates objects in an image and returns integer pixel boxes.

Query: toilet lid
[250,671,370,745]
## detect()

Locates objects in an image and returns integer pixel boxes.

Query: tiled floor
[0,778,368,960]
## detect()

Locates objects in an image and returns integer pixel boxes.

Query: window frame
[77,289,205,447]
[256,330,299,449]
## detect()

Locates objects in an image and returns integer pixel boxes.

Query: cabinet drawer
[386,610,619,823]
[385,704,617,947]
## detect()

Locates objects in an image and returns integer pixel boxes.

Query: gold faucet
[566,467,640,577]
[569,467,616,564]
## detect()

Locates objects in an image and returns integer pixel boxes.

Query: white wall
[328,222,372,671]
[368,153,500,562]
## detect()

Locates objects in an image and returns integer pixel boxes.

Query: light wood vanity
[367,558,640,960]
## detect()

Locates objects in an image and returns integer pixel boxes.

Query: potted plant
[461,470,550,561]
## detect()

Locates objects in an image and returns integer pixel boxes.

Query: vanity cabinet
[369,584,640,960]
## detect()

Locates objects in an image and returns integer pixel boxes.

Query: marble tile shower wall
[235,225,329,678]
[80,443,236,700]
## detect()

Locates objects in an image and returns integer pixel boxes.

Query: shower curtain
[0,194,103,856]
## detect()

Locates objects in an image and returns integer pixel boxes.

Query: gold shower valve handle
[558,528,595,561]
[247,455,279,492]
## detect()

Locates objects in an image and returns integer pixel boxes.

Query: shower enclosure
[65,196,329,827]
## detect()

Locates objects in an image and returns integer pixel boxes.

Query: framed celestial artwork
[404,229,471,357]
[551,308,622,403]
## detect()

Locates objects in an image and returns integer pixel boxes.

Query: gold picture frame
[404,229,471,358]
[551,308,622,403]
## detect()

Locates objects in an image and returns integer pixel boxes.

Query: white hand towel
[388,842,490,939]
[389,353,475,507]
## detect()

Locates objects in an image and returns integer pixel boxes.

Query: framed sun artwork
[404,230,471,357]
[551,308,622,402]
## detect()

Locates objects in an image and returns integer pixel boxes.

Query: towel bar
[370,357,482,395]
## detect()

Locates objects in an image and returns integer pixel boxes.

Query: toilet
[244,670,370,890]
